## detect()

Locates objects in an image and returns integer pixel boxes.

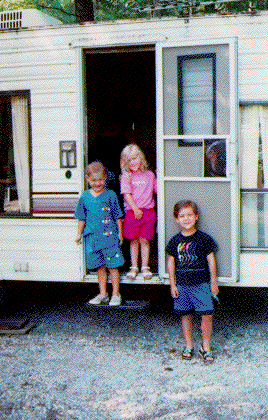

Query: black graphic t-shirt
[166,230,217,285]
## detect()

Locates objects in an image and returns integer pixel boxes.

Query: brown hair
[86,161,106,177]
[173,200,199,218]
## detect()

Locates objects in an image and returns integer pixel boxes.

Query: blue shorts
[174,282,214,315]
[86,245,124,270]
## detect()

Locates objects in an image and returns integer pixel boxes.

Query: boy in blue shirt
[75,161,124,306]
[166,200,219,363]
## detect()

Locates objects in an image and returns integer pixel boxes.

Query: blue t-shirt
[166,230,217,285]
[74,189,123,253]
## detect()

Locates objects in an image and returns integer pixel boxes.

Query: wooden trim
[84,45,155,54]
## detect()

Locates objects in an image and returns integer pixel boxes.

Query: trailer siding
[0,12,268,283]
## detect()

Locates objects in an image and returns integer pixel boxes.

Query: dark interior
[85,46,158,272]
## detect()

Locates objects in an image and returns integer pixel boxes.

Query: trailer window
[0,92,30,215]
[240,104,268,248]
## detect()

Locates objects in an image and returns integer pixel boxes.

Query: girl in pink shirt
[120,144,157,280]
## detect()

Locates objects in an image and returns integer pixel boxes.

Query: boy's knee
[108,267,119,273]
[201,314,213,322]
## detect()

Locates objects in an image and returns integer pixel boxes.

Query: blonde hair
[86,161,106,177]
[120,143,148,174]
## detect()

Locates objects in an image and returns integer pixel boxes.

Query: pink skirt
[123,208,157,240]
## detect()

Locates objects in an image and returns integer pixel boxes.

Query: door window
[178,54,216,135]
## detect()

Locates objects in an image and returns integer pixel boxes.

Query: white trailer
[0,8,267,287]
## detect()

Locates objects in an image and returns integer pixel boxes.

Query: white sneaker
[109,294,122,307]
[88,293,109,305]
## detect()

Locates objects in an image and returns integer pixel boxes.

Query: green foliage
[1,0,268,23]
[37,1,76,23]
[0,0,37,9]
[0,0,76,23]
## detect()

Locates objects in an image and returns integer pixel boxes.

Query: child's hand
[75,234,82,245]
[170,284,179,299]
[119,232,124,246]
[134,208,143,220]
[211,282,219,296]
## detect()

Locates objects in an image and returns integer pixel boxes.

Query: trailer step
[84,273,169,285]
[0,317,35,335]
[86,300,150,311]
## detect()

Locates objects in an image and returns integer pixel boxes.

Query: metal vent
[0,9,62,30]
[0,11,22,29]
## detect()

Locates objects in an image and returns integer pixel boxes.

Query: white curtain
[240,105,259,188]
[11,96,30,213]
[240,105,259,247]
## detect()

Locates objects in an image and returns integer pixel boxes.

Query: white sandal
[141,266,153,280]
[126,267,139,280]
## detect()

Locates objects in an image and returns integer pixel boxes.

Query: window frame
[0,90,32,218]
[240,101,268,250]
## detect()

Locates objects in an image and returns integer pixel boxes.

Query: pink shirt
[120,169,157,210]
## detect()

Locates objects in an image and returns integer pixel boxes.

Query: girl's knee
[139,237,150,245]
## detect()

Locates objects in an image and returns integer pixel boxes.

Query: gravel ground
[1,282,268,420]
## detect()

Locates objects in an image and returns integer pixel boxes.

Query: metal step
[86,300,150,310]
[84,273,169,285]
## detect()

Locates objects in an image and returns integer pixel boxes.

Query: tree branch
[38,3,76,17]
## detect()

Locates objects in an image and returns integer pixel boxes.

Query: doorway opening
[84,46,157,273]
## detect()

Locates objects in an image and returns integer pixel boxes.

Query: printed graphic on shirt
[102,216,110,224]
[132,180,147,186]
[101,204,111,212]
[104,230,113,237]
[177,242,198,266]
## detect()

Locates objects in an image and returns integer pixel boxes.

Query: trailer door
[156,39,238,283]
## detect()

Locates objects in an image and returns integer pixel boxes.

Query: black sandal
[198,347,214,363]
[182,347,194,360]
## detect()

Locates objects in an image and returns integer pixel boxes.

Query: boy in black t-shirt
[166,200,219,363]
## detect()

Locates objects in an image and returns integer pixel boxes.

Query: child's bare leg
[109,268,120,296]
[182,314,194,349]
[128,239,139,276]
[140,237,150,269]
[97,266,108,296]
[201,314,213,352]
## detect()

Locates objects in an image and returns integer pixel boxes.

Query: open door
[156,39,239,283]
[84,46,158,274]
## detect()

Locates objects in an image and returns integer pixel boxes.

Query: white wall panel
[33,169,80,191]
[0,220,82,282]
[240,254,268,287]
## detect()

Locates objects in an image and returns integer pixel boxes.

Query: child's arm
[207,252,219,296]
[167,255,179,298]
[124,193,143,220]
[117,218,123,245]
[75,220,85,245]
